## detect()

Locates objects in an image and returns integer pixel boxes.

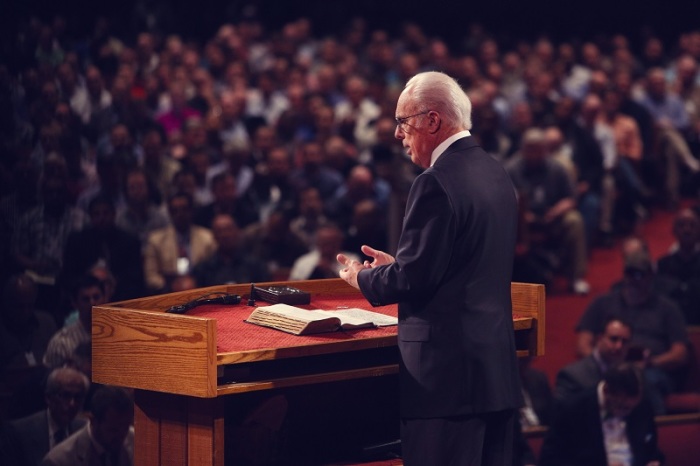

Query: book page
[246,304,341,335]
[317,308,398,327]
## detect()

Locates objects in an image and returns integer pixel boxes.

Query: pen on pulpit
[247,283,256,306]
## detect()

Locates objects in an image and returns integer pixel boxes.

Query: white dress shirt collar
[430,130,471,167]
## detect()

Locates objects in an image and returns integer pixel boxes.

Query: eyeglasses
[395,111,430,132]
[606,335,630,345]
[52,391,86,403]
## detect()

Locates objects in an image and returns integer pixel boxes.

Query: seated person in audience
[505,128,590,294]
[194,171,260,230]
[343,199,388,256]
[325,165,390,232]
[556,317,632,401]
[288,141,344,200]
[0,274,56,374]
[41,385,134,466]
[115,168,169,247]
[576,250,689,414]
[242,209,309,281]
[43,275,105,369]
[141,127,181,204]
[143,192,216,293]
[13,159,86,315]
[192,214,269,286]
[656,208,700,325]
[289,225,359,280]
[540,363,663,466]
[636,67,699,209]
[289,187,333,250]
[3,367,89,466]
[249,145,296,222]
[75,149,132,216]
[61,195,144,302]
[63,265,116,327]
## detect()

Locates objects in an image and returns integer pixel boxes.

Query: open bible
[245,303,398,335]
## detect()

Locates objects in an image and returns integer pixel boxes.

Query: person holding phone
[555,316,633,402]
[575,250,689,414]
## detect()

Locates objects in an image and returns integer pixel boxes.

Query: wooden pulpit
[92,279,545,465]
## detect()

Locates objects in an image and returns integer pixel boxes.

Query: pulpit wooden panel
[93,279,545,465]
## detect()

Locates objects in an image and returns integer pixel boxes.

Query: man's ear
[428,112,441,134]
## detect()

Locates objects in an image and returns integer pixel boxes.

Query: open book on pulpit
[245,303,398,335]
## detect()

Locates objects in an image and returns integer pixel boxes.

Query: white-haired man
[338,71,523,465]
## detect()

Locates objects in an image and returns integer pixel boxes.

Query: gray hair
[45,366,90,395]
[403,71,472,130]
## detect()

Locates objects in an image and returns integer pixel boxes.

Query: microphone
[166,293,241,314]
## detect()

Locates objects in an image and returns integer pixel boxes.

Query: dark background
[3,0,699,51]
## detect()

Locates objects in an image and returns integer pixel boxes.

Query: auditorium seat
[665,326,700,413]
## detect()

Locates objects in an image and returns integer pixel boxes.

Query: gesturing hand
[360,245,395,268]
[336,253,365,289]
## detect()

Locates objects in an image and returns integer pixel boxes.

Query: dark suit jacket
[358,136,523,418]
[554,354,604,401]
[61,226,144,300]
[539,387,664,466]
[41,424,134,466]
[6,409,85,466]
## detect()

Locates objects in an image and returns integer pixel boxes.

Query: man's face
[89,203,116,231]
[674,210,700,249]
[597,320,632,365]
[317,229,342,260]
[168,197,193,231]
[74,285,105,323]
[213,177,237,205]
[212,217,240,253]
[394,94,434,168]
[604,387,641,418]
[92,407,132,453]
[125,173,149,204]
[47,377,86,427]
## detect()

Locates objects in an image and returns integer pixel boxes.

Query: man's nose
[394,125,404,139]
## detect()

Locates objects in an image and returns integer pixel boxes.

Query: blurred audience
[555,316,633,401]
[2,9,700,463]
[43,274,105,370]
[576,250,689,414]
[2,367,89,466]
[40,385,134,466]
[143,192,216,293]
[656,208,700,325]
[289,224,359,280]
[540,363,663,466]
[192,214,269,286]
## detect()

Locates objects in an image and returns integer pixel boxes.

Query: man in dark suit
[61,194,144,302]
[555,317,633,401]
[338,71,523,466]
[3,367,89,466]
[540,363,663,466]
[41,385,134,466]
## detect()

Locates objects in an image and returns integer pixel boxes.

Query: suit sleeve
[359,172,456,306]
[554,368,580,402]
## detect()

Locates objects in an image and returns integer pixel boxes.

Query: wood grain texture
[187,397,224,466]
[511,282,546,356]
[93,306,217,397]
[99,279,545,466]
[134,391,161,466]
